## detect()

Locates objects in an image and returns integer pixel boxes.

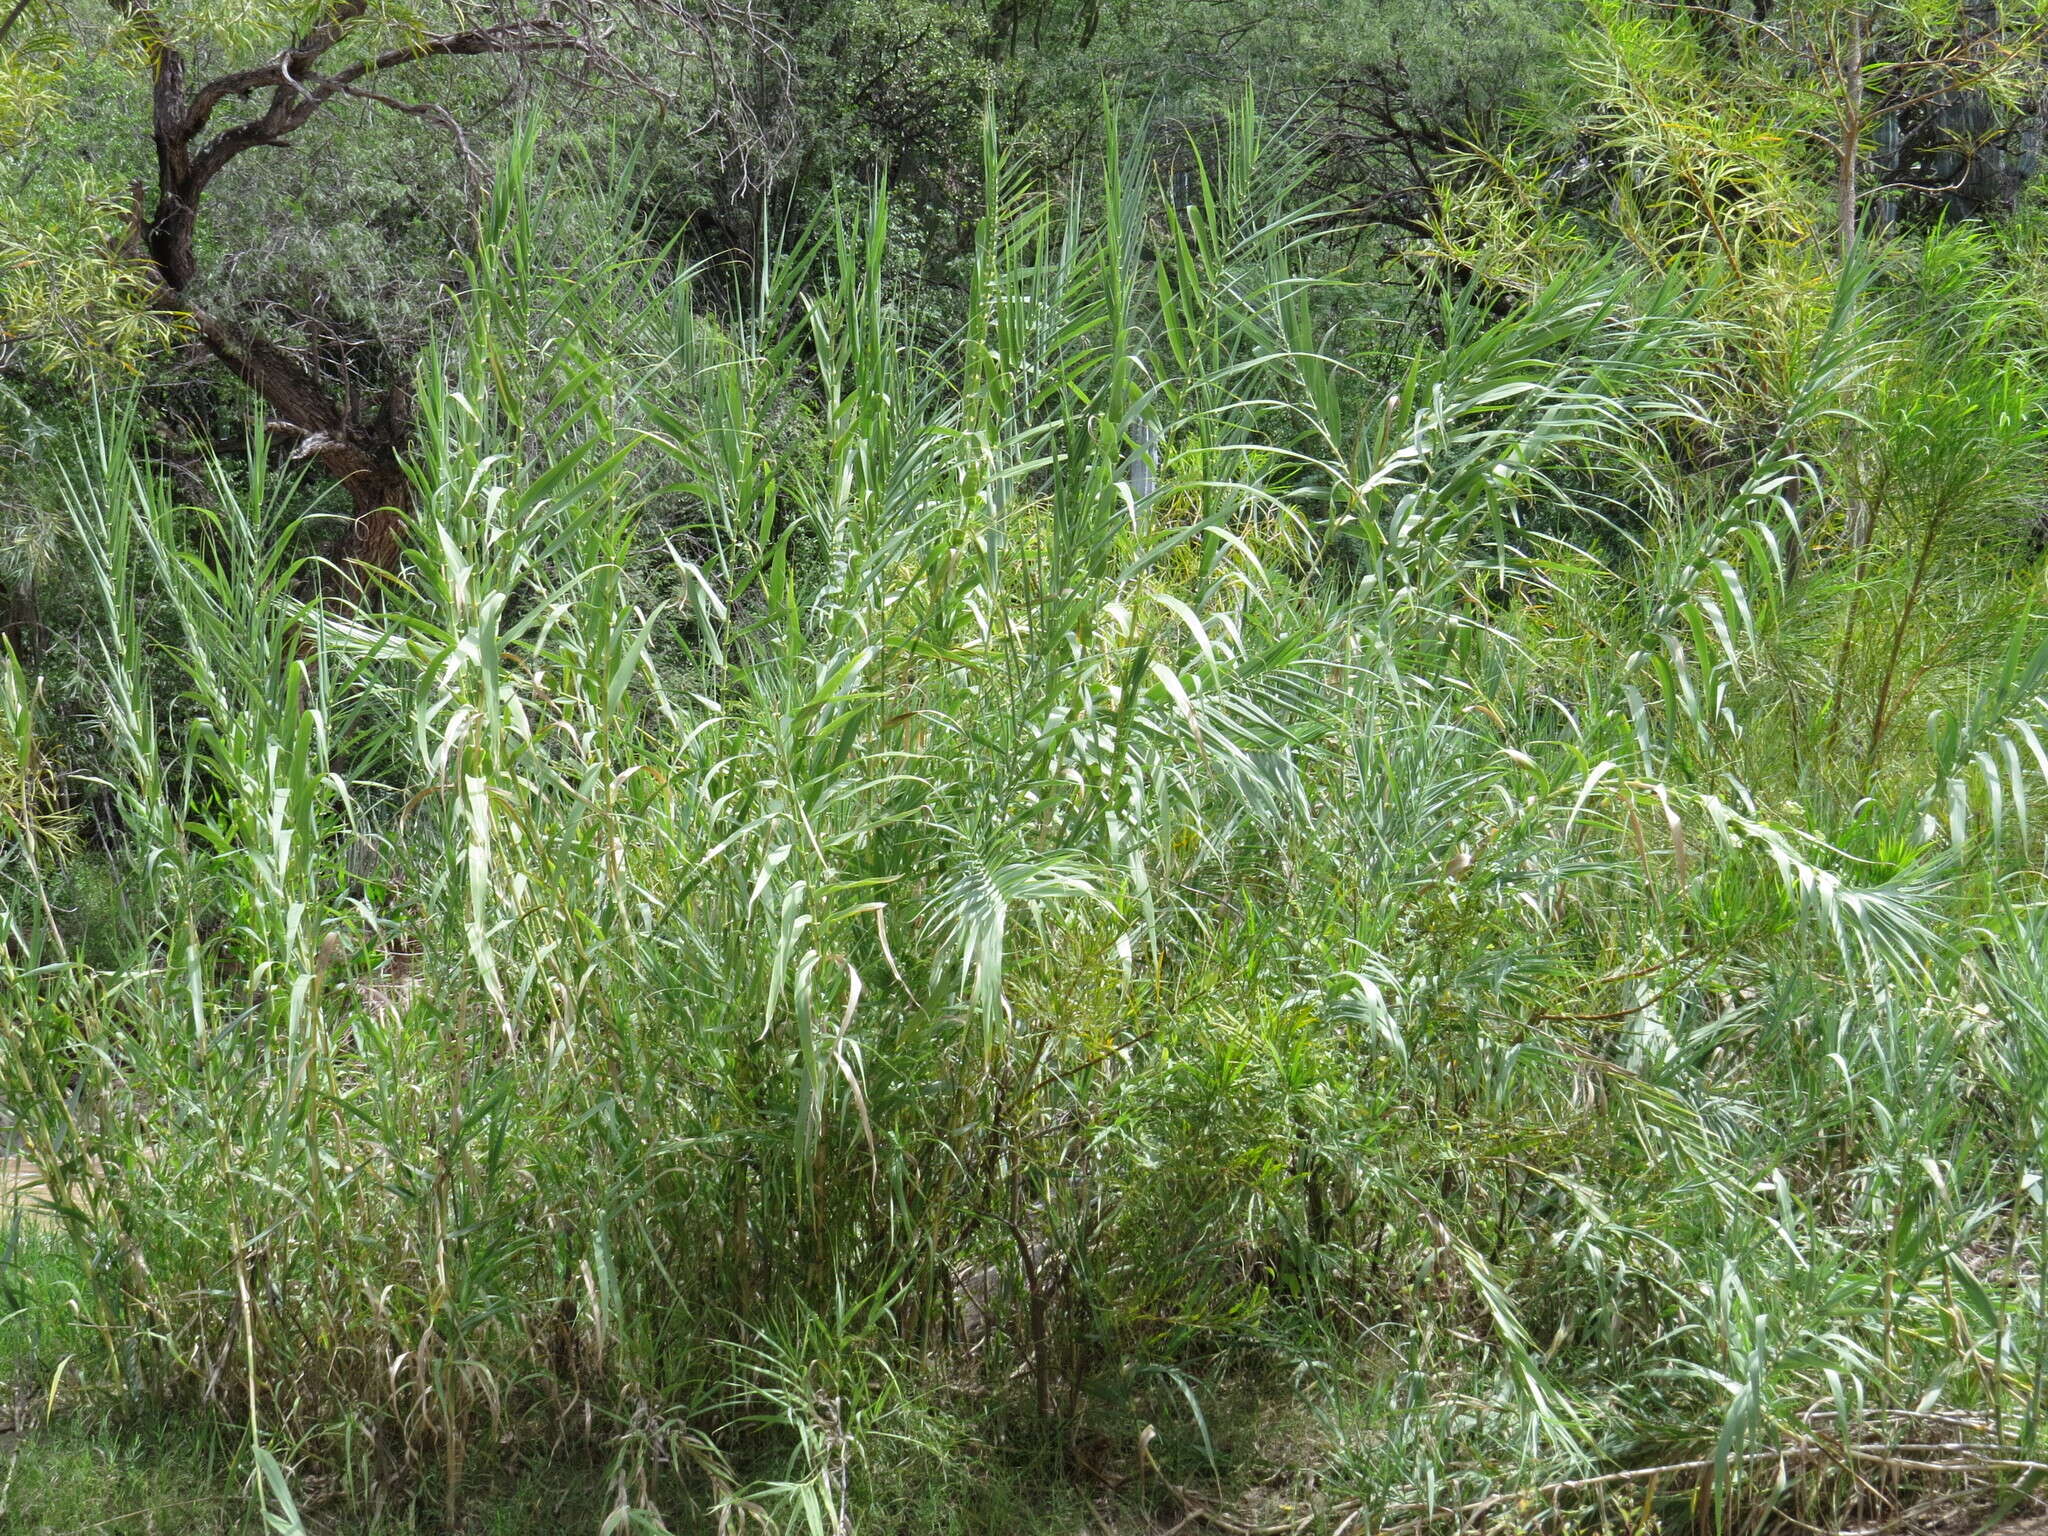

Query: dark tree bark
[0,579,41,663]
[113,0,573,579]
[98,0,783,583]
[181,304,415,574]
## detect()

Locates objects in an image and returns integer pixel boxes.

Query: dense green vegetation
[12,2,2048,1532]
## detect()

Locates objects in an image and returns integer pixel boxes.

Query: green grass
[0,1418,642,1535]
[2,1413,1248,1536]
[7,112,2048,1534]
[3,1421,249,1536]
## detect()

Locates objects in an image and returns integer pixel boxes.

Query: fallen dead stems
[1154,1434,2048,1536]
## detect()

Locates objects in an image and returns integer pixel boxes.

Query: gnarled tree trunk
[113,0,580,585]
[181,303,413,582]
[328,454,411,576]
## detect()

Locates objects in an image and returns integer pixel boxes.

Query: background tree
[0,0,782,575]
[1557,0,2048,267]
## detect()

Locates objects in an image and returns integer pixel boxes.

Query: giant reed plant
[5,114,2048,1533]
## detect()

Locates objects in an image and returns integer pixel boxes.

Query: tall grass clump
[6,113,2048,1532]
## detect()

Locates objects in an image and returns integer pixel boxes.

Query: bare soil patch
[0,1157,41,1201]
